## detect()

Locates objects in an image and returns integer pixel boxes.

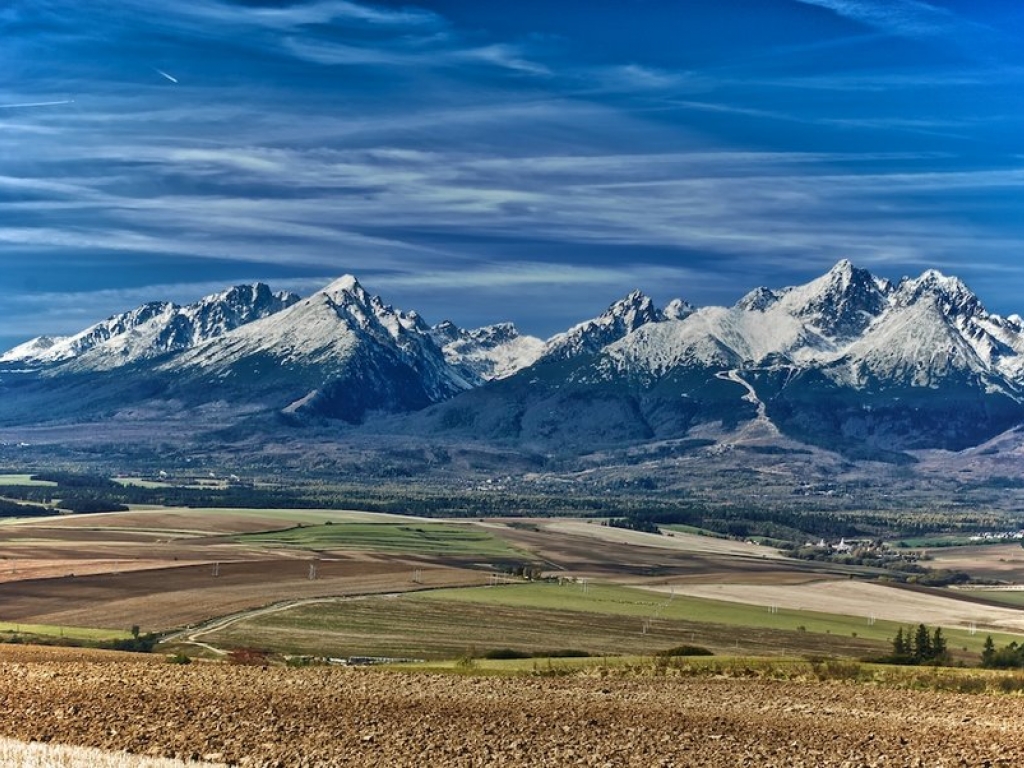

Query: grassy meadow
[0,474,58,487]
[0,622,130,642]
[196,581,1020,663]
[235,521,525,559]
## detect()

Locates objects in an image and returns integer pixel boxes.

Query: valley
[6,263,1024,764]
[3,467,1024,765]
[7,262,1024,461]
[2,486,1023,659]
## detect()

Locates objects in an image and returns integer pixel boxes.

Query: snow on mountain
[663,298,696,321]
[770,259,891,340]
[165,275,472,419]
[602,310,748,379]
[2,283,299,372]
[836,298,991,388]
[799,266,1024,391]
[430,321,543,383]
[0,335,69,365]
[602,273,859,379]
[541,290,663,362]
[598,260,1024,392]
[890,270,1024,381]
[9,261,1024,449]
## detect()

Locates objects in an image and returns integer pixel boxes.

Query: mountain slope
[541,290,662,362]
[162,276,472,422]
[6,261,1024,457]
[430,321,544,383]
[2,283,299,372]
[411,261,1024,454]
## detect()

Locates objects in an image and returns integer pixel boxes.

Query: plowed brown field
[0,557,485,630]
[2,645,1024,767]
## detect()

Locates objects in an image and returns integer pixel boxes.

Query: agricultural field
[234,521,526,559]
[0,508,496,635]
[3,491,1024,765]
[0,737,223,768]
[198,580,1020,663]
[7,643,1024,766]
[921,542,1024,582]
[953,587,1024,608]
[659,580,1024,633]
[1,500,1024,666]
[0,473,57,487]
[199,585,887,661]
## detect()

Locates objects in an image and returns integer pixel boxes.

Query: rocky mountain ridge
[1,283,300,372]
[4,261,1024,456]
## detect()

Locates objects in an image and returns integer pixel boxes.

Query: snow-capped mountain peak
[0,335,69,365]
[312,275,432,341]
[894,269,981,318]
[541,290,662,362]
[321,274,367,303]
[8,262,1024,454]
[430,321,543,382]
[773,259,891,340]
[3,283,299,372]
[161,276,473,420]
[736,287,779,312]
[664,298,696,321]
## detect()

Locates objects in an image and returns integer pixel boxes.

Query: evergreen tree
[913,623,932,663]
[982,635,996,667]
[892,627,909,660]
[931,627,947,661]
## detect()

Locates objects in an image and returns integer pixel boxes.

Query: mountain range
[5,260,1024,461]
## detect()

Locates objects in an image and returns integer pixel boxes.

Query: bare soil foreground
[4,645,1024,767]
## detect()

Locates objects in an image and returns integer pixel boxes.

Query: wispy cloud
[0,100,74,109]
[126,0,442,30]
[791,0,961,38]
[283,35,548,75]
[751,68,1024,92]
[3,0,1024,347]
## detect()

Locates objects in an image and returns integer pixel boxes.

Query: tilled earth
[1,645,1023,767]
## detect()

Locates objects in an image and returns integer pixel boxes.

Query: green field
[415,582,1013,651]
[0,474,57,487]
[198,591,883,661]
[894,536,985,548]
[661,524,730,539]
[197,581,1019,662]
[0,622,130,642]
[112,477,174,489]
[236,522,525,559]
[956,589,1024,608]
[124,506,431,526]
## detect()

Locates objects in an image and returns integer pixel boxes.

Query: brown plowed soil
[2,645,1023,767]
[0,558,486,630]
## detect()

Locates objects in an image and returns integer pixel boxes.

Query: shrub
[106,633,159,653]
[483,648,531,660]
[809,659,864,682]
[541,649,592,658]
[227,648,273,666]
[656,645,714,658]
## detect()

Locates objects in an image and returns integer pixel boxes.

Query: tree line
[886,624,949,665]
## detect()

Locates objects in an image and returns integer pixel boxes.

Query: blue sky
[2,0,1024,349]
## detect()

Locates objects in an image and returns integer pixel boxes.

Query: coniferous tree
[931,627,947,661]
[892,627,909,660]
[913,623,932,663]
[982,635,996,667]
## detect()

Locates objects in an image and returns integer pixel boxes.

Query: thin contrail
[156,69,179,84]
[0,100,74,109]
